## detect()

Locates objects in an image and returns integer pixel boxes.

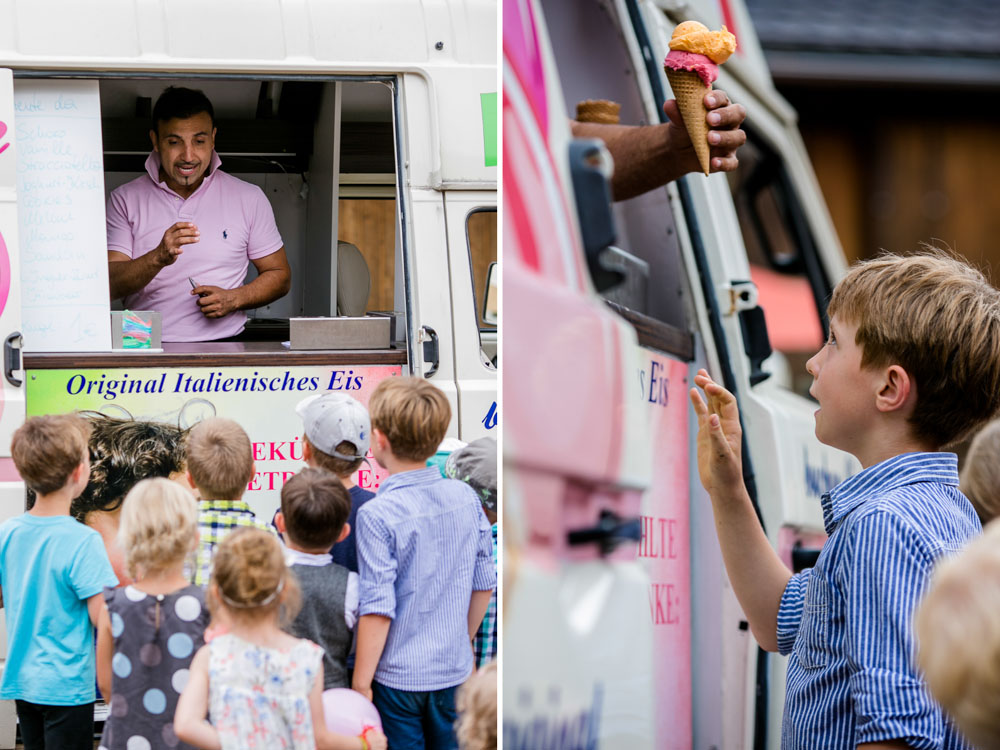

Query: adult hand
[689,368,744,496]
[154,222,200,267]
[663,89,747,174]
[192,285,239,318]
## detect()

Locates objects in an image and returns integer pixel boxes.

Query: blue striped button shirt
[776,452,978,749]
[356,467,496,691]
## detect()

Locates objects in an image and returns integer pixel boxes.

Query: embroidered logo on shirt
[222,229,228,240]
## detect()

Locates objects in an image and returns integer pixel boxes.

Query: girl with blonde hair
[174,528,387,750]
[96,477,208,749]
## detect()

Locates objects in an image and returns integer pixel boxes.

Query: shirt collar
[284,547,332,567]
[198,498,255,514]
[145,150,223,195]
[378,466,445,494]
[820,452,959,534]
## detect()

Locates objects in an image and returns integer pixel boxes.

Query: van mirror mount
[569,139,624,293]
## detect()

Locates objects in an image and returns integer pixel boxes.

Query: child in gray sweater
[275,468,358,689]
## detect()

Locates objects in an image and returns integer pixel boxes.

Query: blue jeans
[372,681,459,750]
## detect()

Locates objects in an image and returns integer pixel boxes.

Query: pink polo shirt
[107,152,284,342]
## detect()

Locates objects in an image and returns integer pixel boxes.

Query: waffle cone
[665,69,711,175]
[576,99,621,124]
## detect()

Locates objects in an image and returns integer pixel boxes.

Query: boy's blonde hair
[118,477,198,579]
[11,414,91,495]
[185,417,253,500]
[960,418,1000,524]
[369,377,450,462]
[304,435,364,477]
[210,528,300,626]
[915,520,1000,749]
[456,660,497,750]
[827,250,1000,447]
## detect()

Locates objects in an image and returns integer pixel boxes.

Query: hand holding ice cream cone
[663,21,737,175]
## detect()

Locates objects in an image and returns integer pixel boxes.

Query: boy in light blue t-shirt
[1,415,118,750]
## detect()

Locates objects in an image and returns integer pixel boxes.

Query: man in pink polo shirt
[107,87,291,342]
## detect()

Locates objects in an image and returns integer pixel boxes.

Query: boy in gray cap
[273,391,375,573]
[445,437,497,668]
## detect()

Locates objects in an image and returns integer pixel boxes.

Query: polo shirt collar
[144,150,223,193]
[820,452,958,535]
[198,498,255,514]
[379,466,443,493]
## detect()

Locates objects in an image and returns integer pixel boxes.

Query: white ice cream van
[504,0,858,747]
[0,1,496,744]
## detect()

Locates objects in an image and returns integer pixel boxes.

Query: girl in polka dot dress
[174,528,387,750]
[96,478,209,750]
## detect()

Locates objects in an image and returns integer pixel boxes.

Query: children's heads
[960,418,1000,524]
[11,414,91,495]
[455,661,497,750]
[118,477,198,579]
[73,412,188,522]
[185,417,253,500]
[445,438,498,523]
[296,392,370,476]
[210,528,300,625]
[915,520,1000,749]
[369,377,451,462]
[816,250,1000,448]
[279,468,351,550]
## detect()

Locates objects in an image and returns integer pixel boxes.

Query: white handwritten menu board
[14,79,111,352]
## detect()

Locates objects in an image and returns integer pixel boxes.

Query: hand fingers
[706,412,734,458]
[708,127,746,151]
[173,235,200,247]
[662,100,683,130]
[704,90,731,109]
[689,387,709,417]
[706,102,747,131]
[710,154,740,173]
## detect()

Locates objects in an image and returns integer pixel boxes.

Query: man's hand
[663,89,747,175]
[154,222,200,267]
[192,285,240,318]
[689,368,744,496]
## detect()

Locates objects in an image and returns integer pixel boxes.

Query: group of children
[1,375,496,750]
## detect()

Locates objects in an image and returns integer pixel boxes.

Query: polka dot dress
[98,585,209,750]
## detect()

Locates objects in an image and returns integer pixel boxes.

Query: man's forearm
[571,121,680,201]
[232,268,291,311]
[109,254,165,299]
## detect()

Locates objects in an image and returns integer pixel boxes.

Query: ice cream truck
[504,0,858,747]
[0,0,496,743]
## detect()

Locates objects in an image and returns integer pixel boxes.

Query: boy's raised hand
[689,369,744,496]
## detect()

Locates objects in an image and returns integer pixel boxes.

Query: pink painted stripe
[0,458,21,482]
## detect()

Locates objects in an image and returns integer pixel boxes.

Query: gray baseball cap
[296,392,371,460]
[445,437,497,511]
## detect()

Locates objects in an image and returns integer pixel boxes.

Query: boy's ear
[335,521,350,543]
[302,438,313,463]
[875,364,914,414]
[274,511,286,534]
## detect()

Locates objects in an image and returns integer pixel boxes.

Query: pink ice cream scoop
[663,50,719,87]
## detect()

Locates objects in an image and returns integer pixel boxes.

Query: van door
[0,66,26,748]
[443,192,497,441]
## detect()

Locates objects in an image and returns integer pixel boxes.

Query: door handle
[568,509,641,556]
[420,325,439,378]
[5,331,22,387]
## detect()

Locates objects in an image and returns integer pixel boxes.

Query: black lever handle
[568,508,642,556]
[4,332,21,388]
[421,325,439,378]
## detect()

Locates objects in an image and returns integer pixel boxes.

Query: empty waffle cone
[575,99,621,125]
[664,69,711,175]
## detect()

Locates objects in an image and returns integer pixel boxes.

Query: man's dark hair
[151,86,215,134]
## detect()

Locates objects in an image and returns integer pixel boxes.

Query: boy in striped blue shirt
[690,251,1000,749]
[352,377,496,750]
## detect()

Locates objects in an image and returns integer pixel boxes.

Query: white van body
[0,1,496,744]
[504,0,857,746]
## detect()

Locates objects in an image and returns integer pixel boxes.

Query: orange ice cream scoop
[668,20,736,65]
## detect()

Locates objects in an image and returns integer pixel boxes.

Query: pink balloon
[322,688,383,736]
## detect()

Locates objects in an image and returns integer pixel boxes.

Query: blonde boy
[915,519,1000,750]
[958,418,1000,524]
[691,251,1000,749]
[2,415,118,749]
[352,377,496,750]
[186,417,273,586]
